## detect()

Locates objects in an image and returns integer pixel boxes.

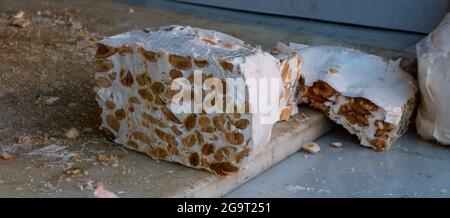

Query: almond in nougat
[94,26,297,175]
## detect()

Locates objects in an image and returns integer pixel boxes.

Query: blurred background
[168,0,449,33]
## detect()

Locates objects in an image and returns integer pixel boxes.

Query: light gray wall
[175,0,449,33]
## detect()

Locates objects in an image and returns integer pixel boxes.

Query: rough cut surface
[416,13,450,145]
[94,25,291,175]
[272,42,302,121]
[284,42,418,151]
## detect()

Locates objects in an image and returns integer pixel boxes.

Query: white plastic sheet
[416,13,450,145]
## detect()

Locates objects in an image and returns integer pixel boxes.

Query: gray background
[175,0,449,33]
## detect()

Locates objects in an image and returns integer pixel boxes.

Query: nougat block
[94,26,286,175]
[285,42,418,151]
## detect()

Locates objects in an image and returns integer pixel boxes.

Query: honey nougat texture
[271,42,302,121]
[94,25,297,175]
[282,42,418,151]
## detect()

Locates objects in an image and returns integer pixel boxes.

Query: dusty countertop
[228,128,450,197]
[1,0,447,198]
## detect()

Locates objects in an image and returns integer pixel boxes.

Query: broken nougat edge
[286,43,418,151]
[272,42,302,121]
[94,26,281,175]
[300,80,416,151]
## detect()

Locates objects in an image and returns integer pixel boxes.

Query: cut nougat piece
[286,42,418,151]
[94,25,285,175]
[272,42,302,121]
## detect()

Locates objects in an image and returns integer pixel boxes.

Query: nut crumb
[18,135,31,144]
[11,17,32,28]
[93,182,119,198]
[43,96,60,105]
[302,142,320,154]
[82,127,93,133]
[0,152,14,160]
[64,168,80,175]
[328,67,339,74]
[331,142,343,148]
[97,154,108,162]
[64,128,79,139]
[11,11,25,19]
